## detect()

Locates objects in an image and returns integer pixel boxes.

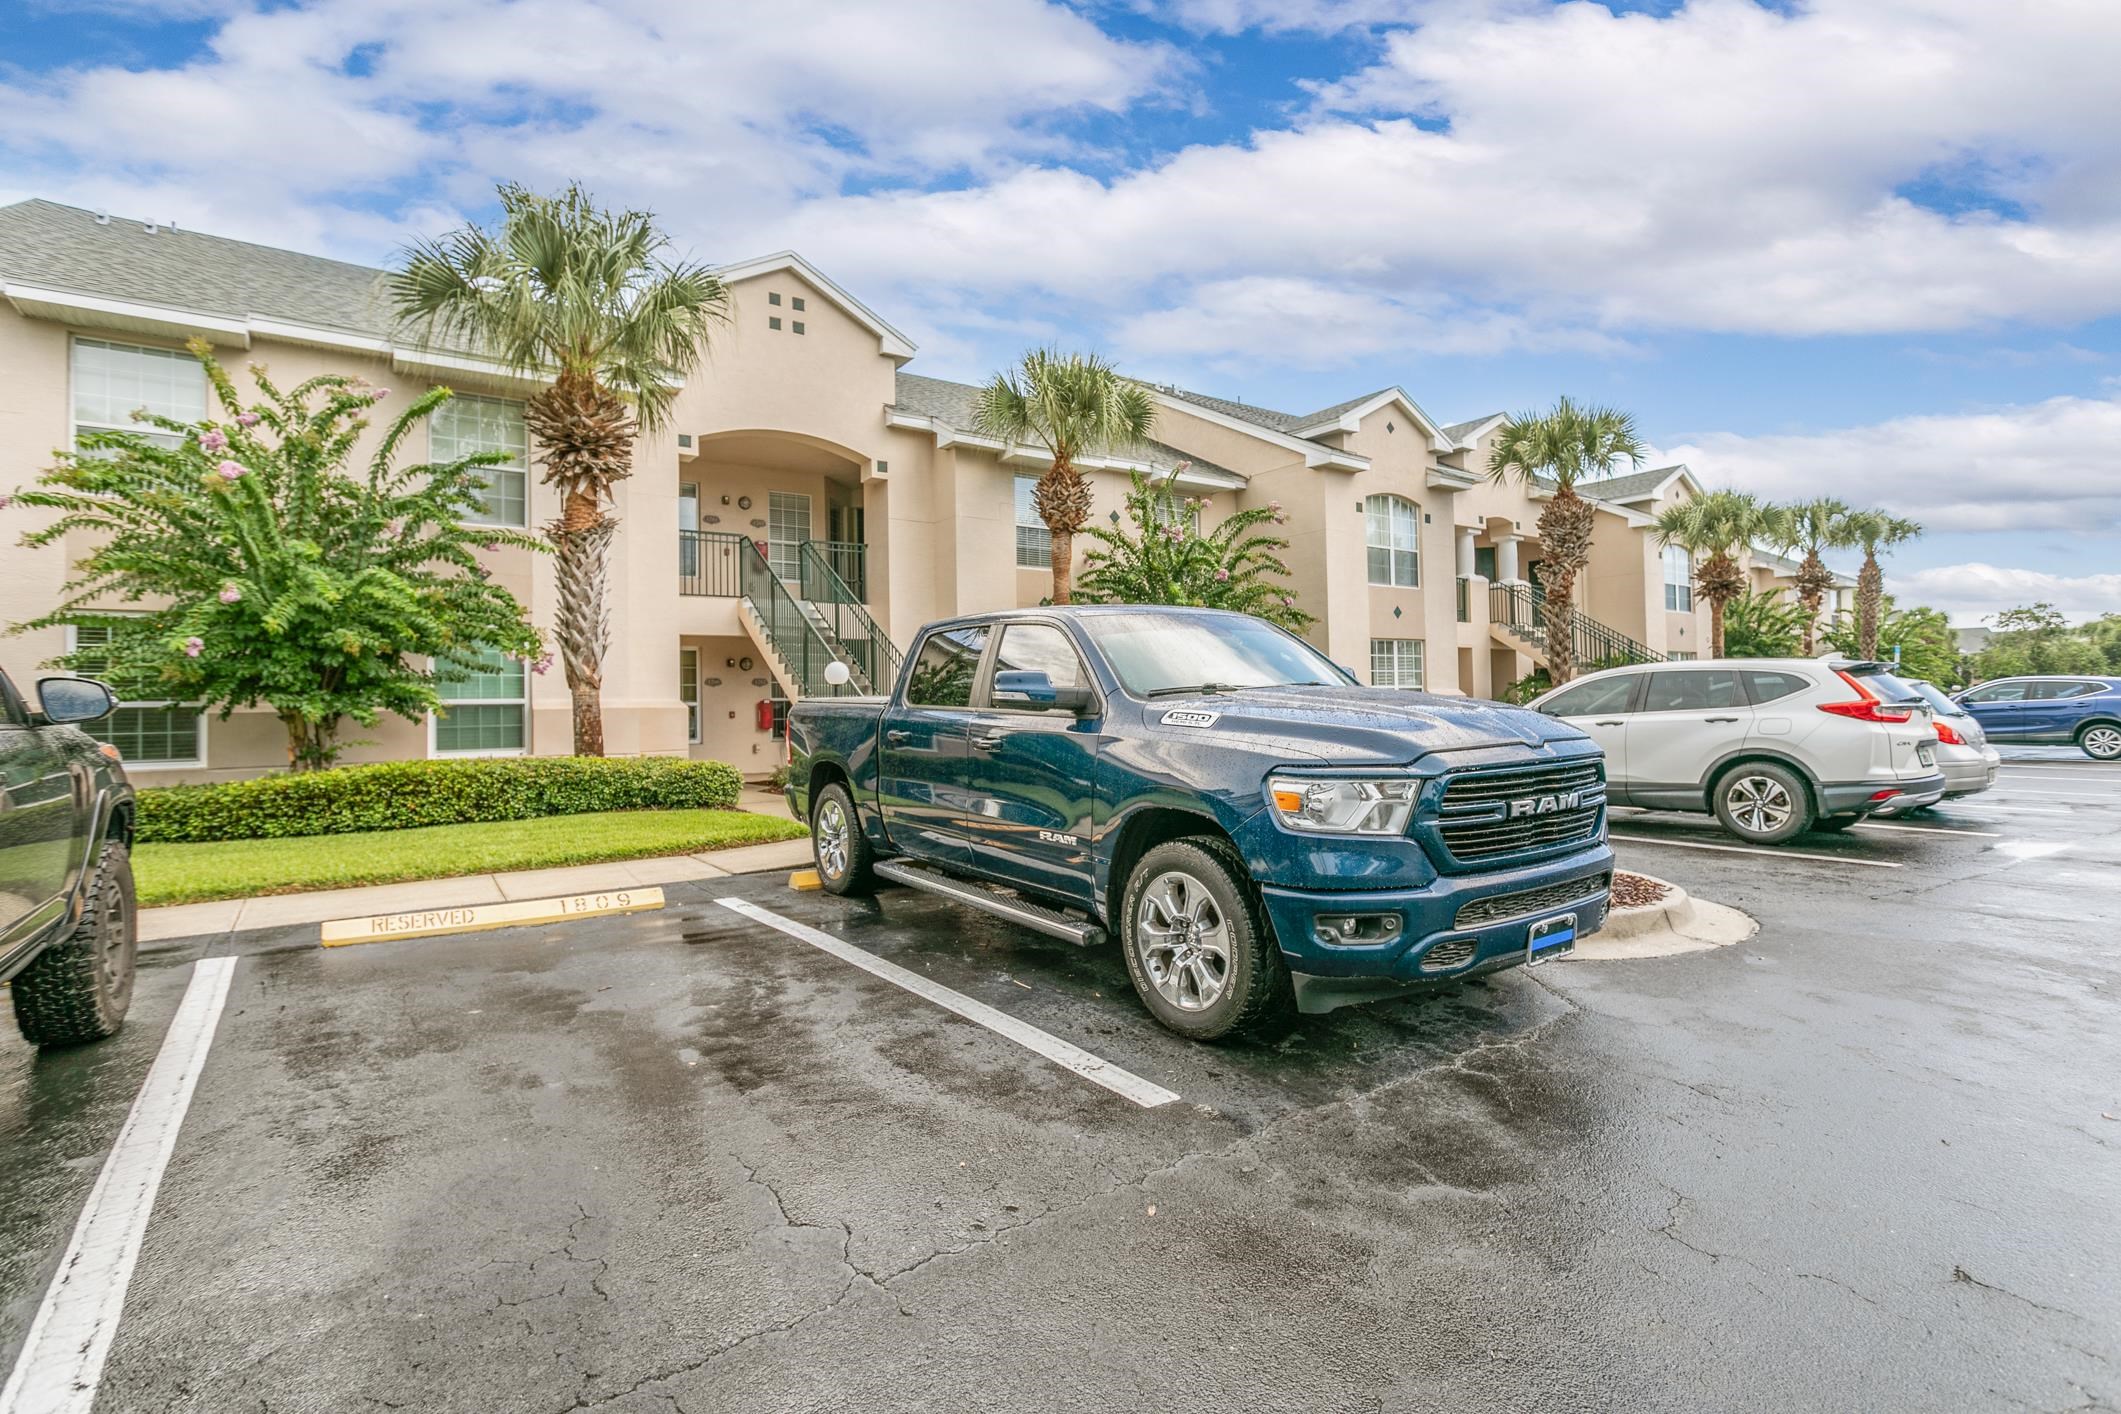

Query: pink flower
[1269,500,1283,512]
[218,583,242,604]
[371,388,390,401]
[236,412,260,428]
[531,651,553,676]
[0,495,12,511]
[483,541,500,552]
[1214,569,1230,582]
[183,636,204,658]
[199,429,228,452]
[216,459,248,481]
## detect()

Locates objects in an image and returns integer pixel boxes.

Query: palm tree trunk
[1034,454,1092,606]
[551,506,615,756]
[1857,552,1884,660]
[1709,595,1729,658]
[1794,549,1835,657]
[1544,573,1577,687]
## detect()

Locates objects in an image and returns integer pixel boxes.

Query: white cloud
[1661,393,2121,536]
[1887,565,2121,625]
[1151,0,1419,33]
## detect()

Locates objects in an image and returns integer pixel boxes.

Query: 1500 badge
[1161,709,1221,728]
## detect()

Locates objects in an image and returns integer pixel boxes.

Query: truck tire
[1711,762,1814,845]
[12,841,139,1048]
[1119,837,1295,1043]
[2076,722,2121,762]
[810,782,877,896]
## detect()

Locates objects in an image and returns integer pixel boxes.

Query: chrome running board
[874,860,1107,947]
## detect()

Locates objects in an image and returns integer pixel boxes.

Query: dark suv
[2,667,140,1047]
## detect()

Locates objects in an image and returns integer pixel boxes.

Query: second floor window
[1664,545,1694,612]
[1365,495,1420,587]
[430,393,529,527]
[73,337,207,452]
[1015,476,1051,569]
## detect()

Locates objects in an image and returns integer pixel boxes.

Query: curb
[1576,873,1757,960]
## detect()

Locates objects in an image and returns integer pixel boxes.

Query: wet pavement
[3,753,2117,1413]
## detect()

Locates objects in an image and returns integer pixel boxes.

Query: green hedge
[138,756,746,844]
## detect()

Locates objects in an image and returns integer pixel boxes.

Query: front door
[877,624,989,866]
[679,484,700,581]
[958,621,1102,904]
[768,491,811,584]
[1534,670,1643,801]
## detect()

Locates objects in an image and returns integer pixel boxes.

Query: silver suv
[1530,659,1948,844]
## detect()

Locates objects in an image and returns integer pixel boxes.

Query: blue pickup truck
[786,607,1612,1041]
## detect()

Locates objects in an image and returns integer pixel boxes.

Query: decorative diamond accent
[1393,606,1403,619]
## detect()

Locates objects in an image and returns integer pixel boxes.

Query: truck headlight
[1266,776,1418,835]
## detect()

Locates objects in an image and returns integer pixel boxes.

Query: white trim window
[680,646,701,744]
[1370,638,1426,689]
[429,393,529,527]
[1365,495,1420,588]
[72,337,207,452]
[1663,545,1694,612]
[432,649,527,756]
[1014,475,1051,569]
[767,491,811,581]
[66,623,206,768]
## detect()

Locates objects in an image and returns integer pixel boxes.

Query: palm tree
[1765,497,1855,656]
[1655,490,1773,658]
[972,350,1156,604]
[1843,510,1922,660]
[388,183,727,756]
[1486,397,1646,685]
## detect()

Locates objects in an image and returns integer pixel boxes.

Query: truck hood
[1151,685,1587,766]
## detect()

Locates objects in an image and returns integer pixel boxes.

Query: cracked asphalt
[4,752,2117,1413]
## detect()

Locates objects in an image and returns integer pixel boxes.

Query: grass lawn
[135,808,809,907]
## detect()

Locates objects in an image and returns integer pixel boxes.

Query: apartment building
[3,199,1765,782]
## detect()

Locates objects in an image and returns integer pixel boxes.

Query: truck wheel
[12,841,138,1048]
[1711,762,1813,845]
[1119,838,1295,1043]
[810,782,877,896]
[2077,723,2121,761]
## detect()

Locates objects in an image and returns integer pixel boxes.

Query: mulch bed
[1611,871,1672,909]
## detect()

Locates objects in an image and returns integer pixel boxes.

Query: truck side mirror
[37,676,117,724]
[993,669,1092,715]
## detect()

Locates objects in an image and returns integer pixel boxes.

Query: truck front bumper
[1256,843,1613,1014]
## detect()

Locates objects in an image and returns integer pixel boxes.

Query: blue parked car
[787,606,1612,1041]
[1954,676,2121,761]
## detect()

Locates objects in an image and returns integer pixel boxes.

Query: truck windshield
[1081,613,1350,697]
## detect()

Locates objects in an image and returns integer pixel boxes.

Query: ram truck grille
[1434,760,1605,863]
[1453,872,1611,930]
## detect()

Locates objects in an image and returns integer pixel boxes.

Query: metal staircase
[734,538,901,701]
[1488,580,1664,671]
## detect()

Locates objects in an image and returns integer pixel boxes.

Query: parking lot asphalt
[4,754,2117,1413]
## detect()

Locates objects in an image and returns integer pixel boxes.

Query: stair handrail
[739,538,861,698]
[1487,580,1665,669]
[797,541,903,692]
[805,539,868,603]
[677,529,748,596]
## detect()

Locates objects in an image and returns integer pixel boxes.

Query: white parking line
[1998,771,2116,781]
[1853,822,2002,838]
[1991,789,2117,801]
[716,897,1179,1109]
[1608,834,1904,868]
[2,957,238,1414]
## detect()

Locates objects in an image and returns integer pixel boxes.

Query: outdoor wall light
[737,495,752,509]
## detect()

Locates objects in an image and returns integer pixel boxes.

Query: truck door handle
[968,733,1002,752]
[885,729,912,746]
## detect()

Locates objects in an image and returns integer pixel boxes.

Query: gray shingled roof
[1536,464,1690,504]
[0,198,399,339]
[1156,385,1310,435]
[894,372,1237,481]
[1441,413,1503,442]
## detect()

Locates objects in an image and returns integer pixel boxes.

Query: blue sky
[4,0,2119,622]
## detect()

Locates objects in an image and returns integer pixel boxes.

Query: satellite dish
[823,660,852,686]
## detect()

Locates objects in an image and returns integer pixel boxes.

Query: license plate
[1918,744,1935,767]
[1528,913,1577,965]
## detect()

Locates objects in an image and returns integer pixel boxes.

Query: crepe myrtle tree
[1075,470,1314,630]
[973,349,1157,605]
[5,340,545,770]
[390,183,728,755]
[1485,397,1646,686]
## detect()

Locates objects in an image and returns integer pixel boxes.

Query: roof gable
[1287,386,1450,449]
[890,371,1242,486]
[713,250,916,362]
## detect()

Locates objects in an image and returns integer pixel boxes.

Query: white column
[1456,527,1477,578]
[1495,534,1522,584]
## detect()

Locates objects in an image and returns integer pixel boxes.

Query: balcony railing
[798,541,902,693]
[1488,580,1664,670]
[804,540,868,603]
[739,539,863,699]
[678,530,747,596]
